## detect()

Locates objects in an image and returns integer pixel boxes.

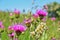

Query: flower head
[8,25,14,34]
[14,38,18,40]
[0,21,4,33]
[42,18,46,22]
[51,37,56,40]
[10,13,13,16]
[51,17,56,21]
[33,13,39,18]
[0,21,2,25]
[13,24,27,36]
[13,24,27,32]
[24,18,32,24]
[36,9,48,16]
[0,21,4,29]
[8,32,15,38]
[8,26,13,30]
[14,9,20,14]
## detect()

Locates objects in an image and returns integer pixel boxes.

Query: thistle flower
[0,21,2,25]
[14,38,18,40]
[51,17,56,21]
[36,9,48,16]
[13,24,27,36]
[14,9,20,14]
[0,25,4,29]
[36,9,48,20]
[14,9,20,19]
[8,25,14,34]
[42,18,46,22]
[8,32,15,38]
[0,22,4,40]
[9,13,15,22]
[0,21,4,37]
[33,13,39,18]
[51,37,56,40]
[0,21,4,30]
[13,24,27,32]
[24,18,32,24]
[24,18,32,27]
[8,26,13,30]
[10,13,13,16]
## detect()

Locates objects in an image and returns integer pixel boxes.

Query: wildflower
[8,32,15,38]
[8,25,14,34]
[14,9,20,18]
[9,13,15,22]
[0,21,4,32]
[36,9,48,16]
[24,18,32,27]
[51,37,56,40]
[14,38,18,40]
[24,18,32,24]
[14,9,20,14]
[33,13,39,18]
[10,13,13,16]
[13,24,27,36]
[13,24,27,32]
[51,17,56,21]
[8,26,13,30]
[0,24,4,29]
[42,18,46,22]
[36,9,48,20]
[0,21,4,40]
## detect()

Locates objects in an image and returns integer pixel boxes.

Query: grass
[0,11,60,40]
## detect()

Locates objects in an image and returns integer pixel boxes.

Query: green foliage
[47,2,60,17]
[0,7,60,40]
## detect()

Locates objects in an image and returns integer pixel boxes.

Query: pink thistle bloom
[42,18,46,22]
[14,9,20,14]
[0,21,4,29]
[14,38,18,40]
[24,18,32,24]
[51,17,56,21]
[13,24,27,32]
[8,25,14,34]
[0,21,2,25]
[10,13,13,16]
[51,37,56,40]
[8,26,13,30]
[8,32,15,38]
[36,9,48,16]
[0,25,4,29]
[33,13,39,18]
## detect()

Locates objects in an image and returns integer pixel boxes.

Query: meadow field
[0,9,60,40]
[0,1,60,40]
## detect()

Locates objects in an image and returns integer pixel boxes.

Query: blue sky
[0,0,60,13]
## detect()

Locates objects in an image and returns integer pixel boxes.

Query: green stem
[13,31,15,40]
[0,33,1,40]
